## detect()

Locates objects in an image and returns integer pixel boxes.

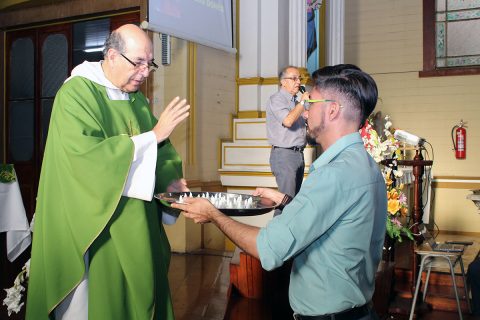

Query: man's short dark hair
[311,64,361,83]
[313,66,378,127]
[103,30,126,58]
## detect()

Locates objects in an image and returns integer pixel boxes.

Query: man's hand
[300,91,310,104]
[173,196,261,259]
[253,187,284,206]
[283,91,310,128]
[153,97,190,143]
[166,179,189,192]
[172,197,220,224]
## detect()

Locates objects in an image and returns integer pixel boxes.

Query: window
[73,18,110,67]
[421,0,480,77]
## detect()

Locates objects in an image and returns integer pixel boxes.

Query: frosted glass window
[9,37,35,161]
[448,0,480,10]
[10,38,34,99]
[42,34,68,97]
[435,0,480,67]
[9,101,34,161]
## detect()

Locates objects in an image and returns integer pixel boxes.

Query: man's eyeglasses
[283,76,303,82]
[303,99,336,110]
[120,53,158,72]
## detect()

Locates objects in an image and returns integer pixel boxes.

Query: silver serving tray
[155,192,276,216]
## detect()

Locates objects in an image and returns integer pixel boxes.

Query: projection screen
[147,0,235,53]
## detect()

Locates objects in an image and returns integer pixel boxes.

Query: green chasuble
[26,76,182,320]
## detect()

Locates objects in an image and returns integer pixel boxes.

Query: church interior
[1,0,480,319]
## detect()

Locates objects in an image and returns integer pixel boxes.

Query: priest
[26,24,190,319]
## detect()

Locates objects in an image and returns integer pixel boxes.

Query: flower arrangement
[2,216,34,316]
[3,261,30,316]
[0,164,16,183]
[385,169,413,242]
[360,116,399,162]
[360,115,414,242]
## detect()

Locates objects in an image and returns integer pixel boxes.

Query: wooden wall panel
[0,0,141,29]
[345,0,480,232]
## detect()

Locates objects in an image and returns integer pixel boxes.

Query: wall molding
[237,111,265,118]
[236,77,278,85]
[186,179,225,191]
[432,176,480,189]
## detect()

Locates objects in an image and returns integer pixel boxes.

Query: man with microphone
[266,66,310,216]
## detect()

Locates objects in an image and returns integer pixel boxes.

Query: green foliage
[386,218,414,242]
[0,164,16,183]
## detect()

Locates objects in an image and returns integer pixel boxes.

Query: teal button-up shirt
[257,132,387,315]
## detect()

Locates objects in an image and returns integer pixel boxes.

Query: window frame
[420,0,480,77]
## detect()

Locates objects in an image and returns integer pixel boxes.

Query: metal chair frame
[409,249,471,320]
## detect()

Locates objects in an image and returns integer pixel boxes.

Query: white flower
[24,259,31,278]
[3,258,30,316]
[29,213,35,233]
[8,301,24,316]
[3,285,25,316]
[13,276,22,287]
[3,217,33,315]
[393,169,404,178]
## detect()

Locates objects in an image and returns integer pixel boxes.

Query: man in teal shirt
[175,67,387,319]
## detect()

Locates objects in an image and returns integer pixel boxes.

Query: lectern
[382,148,433,316]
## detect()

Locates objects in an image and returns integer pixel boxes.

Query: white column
[326,0,344,65]
[288,0,307,67]
[239,0,261,78]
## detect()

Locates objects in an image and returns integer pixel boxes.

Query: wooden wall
[345,0,480,233]
[0,0,143,29]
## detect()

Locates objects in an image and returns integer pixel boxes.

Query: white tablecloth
[0,179,31,262]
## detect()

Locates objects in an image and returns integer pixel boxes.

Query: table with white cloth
[0,174,31,262]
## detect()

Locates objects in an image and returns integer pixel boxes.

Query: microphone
[299,85,306,94]
[394,129,425,146]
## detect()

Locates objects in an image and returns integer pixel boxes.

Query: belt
[272,145,304,152]
[293,304,370,320]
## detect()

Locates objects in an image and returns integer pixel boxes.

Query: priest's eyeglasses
[303,99,336,110]
[120,53,158,73]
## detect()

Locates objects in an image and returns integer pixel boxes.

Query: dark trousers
[269,147,304,216]
[293,303,379,320]
[468,257,480,315]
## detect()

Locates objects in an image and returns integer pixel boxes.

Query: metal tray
[155,192,276,216]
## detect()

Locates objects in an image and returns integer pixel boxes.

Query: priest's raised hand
[154,96,191,143]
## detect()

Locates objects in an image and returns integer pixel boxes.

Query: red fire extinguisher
[451,119,467,159]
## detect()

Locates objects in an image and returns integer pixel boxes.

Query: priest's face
[113,37,155,93]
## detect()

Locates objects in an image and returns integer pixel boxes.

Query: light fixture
[83,46,104,53]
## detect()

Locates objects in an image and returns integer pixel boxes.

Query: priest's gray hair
[103,30,126,58]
